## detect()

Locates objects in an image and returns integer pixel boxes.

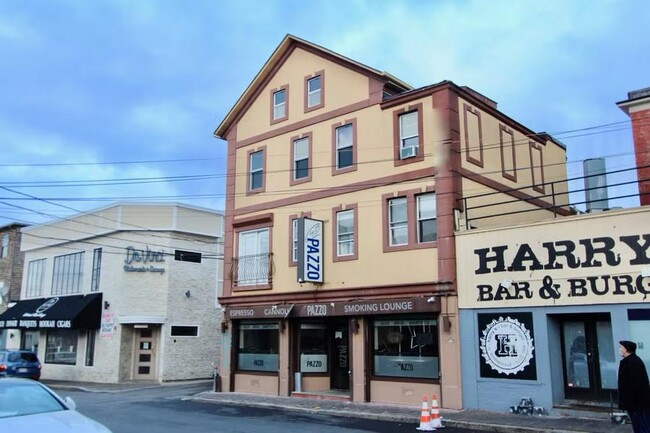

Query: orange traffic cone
[430,393,444,428]
[416,395,435,431]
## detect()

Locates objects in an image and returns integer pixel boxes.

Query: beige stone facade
[0,203,223,383]
[214,36,568,408]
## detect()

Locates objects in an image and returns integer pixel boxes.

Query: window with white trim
[249,150,264,191]
[307,76,321,107]
[293,137,309,180]
[237,228,269,286]
[388,197,408,246]
[273,89,286,120]
[335,123,353,169]
[52,252,84,295]
[25,258,45,298]
[399,111,419,156]
[336,209,354,256]
[416,193,437,243]
[291,218,298,263]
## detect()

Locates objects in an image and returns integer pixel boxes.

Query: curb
[189,396,591,433]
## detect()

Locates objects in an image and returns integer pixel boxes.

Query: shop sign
[124,245,166,274]
[478,312,536,380]
[100,313,116,339]
[300,354,328,373]
[227,304,294,319]
[297,218,323,284]
[227,298,438,320]
[456,214,650,309]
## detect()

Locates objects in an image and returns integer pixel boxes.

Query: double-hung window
[388,197,408,246]
[249,150,264,192]
[335,123,353,170]
[399,111,419,157]
[52,252,84,295]
[237,228,269,286]
[293,137,309,181]
[272,88,286,121]
[336,210,354,257]
[307,76,321,108]
[416,193,437,243]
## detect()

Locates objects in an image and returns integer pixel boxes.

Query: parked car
[0,378,112,432]
[0,350,41,380]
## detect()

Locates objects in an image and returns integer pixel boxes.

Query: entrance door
[133,327,157,380]
[561,314,617,401]
[331,320,350,390]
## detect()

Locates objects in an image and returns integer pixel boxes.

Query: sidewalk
[43,379,632,433]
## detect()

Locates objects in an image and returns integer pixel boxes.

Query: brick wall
[0,225,25,311]
[631,109,650,206]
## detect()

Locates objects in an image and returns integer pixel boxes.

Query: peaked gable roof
[214,34,412,139]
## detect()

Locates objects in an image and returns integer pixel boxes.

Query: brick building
[0,223,27,349]
[618,87,650,206]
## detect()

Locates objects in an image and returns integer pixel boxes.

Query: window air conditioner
[400,145,417,159]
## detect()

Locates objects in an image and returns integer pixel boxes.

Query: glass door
[331,320,350,390]
[561,314,616,401]
[133,327,157,380]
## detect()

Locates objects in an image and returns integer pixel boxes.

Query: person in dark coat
[618,340,650,433]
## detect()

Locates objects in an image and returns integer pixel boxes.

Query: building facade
[0,223,27,349]
[214,35,569,408]
[458,87,650,413]
[0,203,224,383]
[457,207,650,413]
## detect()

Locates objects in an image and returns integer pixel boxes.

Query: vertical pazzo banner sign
[478,312,537,380]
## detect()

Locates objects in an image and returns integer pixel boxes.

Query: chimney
[583,158,609,212]
[617,87,650,206]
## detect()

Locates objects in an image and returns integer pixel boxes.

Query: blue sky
[1,0,649,225]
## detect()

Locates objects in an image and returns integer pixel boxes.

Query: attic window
[272,87,288,122]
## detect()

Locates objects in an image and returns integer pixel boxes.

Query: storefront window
[237,322,279,372]
[299,323,328,373]
[45,329,78,365]
[372,318,438,379]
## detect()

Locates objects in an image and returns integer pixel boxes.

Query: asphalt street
[61,383,483,433]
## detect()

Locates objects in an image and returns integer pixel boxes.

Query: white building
[0,203,224,383]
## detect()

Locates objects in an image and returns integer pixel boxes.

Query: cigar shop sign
[456,212,650,308]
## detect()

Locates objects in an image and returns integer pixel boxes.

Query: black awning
[0,293,102,330]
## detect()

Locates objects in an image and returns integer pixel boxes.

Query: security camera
[427,297,436,303]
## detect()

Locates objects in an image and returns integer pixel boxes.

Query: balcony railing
[462,165,648,230]
[231,253,274,287]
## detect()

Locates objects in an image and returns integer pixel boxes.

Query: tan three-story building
[214,35,569,408]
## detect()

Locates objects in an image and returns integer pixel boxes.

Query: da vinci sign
[456,210,650,309]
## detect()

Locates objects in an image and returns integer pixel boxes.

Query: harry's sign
[455,211,650,309]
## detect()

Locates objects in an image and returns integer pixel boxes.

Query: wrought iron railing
[231,253,274,287]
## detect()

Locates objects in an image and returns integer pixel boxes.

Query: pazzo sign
[478,313,536,380]
[297,217,323,284]
[455,213,650,309]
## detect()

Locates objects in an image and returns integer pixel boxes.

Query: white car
[0,378,112,432]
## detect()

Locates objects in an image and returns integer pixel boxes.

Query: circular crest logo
[36,297,59,314]
[480,316,534,375]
